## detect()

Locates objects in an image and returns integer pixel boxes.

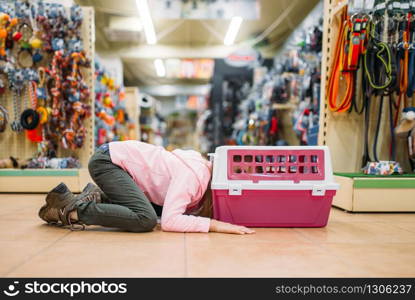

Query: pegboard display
[318,0,415,212]
[318,0,415,173]
[0,5,95,168]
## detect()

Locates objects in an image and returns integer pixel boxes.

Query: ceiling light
[109,16,142,32]
[224,16,243,46]
[136,0,157,44]
[154,59,166,77]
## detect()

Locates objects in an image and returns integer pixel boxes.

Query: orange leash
[327,10,355,113]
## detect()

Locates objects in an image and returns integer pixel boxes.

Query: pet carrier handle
[229,184,242,195]
[312,185,326,196]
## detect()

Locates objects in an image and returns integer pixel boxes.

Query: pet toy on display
[0,0,92,168]
[94,60,134,147]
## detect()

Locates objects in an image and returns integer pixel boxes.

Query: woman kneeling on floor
[38,141,255,235]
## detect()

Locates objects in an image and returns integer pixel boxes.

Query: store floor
[1,194,415,278]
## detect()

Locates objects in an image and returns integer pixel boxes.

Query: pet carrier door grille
[227,149,325,183]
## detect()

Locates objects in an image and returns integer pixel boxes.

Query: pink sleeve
[160,172,211,233]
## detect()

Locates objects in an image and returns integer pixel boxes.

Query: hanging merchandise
[138,93,165,145]
[140,93,154,109]
[0,0,92,167]
[196,109,213,153]
[227,4,323,147]
[0,75,8,132]
[327,0,415,173]
[222,79,251,144]
[94,59,134,147]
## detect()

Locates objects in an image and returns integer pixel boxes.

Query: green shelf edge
[0,169,79,177]
[335,172,415,178]
[353,179,415,189]
[335,173,415,189]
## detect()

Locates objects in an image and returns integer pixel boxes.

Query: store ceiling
[75,0,320,86]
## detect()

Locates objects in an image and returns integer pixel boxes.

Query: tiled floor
[1,194,415,277]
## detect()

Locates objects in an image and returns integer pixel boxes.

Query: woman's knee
[130,211,158,232]
[141,211,158,232]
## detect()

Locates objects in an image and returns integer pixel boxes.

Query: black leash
[389,94,397,160]
[407,47,415,97]
[362,72,373,167]
[372,94,384,162]
[349,56,366,114]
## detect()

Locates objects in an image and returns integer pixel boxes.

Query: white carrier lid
[210,146,340,194]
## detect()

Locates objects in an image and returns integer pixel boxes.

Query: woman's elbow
[160,216,180,232]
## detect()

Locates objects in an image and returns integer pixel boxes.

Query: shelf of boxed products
[138,93,165,145]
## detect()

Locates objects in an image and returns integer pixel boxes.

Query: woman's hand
[209,219,255,235]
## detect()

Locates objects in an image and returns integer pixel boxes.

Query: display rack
[0,7,95,193]
[139,93,157,144]
[318,0,415,211]
[124,87,141,141]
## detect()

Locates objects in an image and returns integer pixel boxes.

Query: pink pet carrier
[209,146,339,227]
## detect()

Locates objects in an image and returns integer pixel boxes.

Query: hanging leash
[327,7,355,112]
[363,40,393,90]
[349,15,371,114]
[362,2,396,164]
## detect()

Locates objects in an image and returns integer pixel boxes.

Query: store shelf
[0,168,92,193]
[124,87,141,141]
[0,169,79,177]
[333,175,415,212]
[272,103,296,110]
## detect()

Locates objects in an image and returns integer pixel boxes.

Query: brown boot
[46,183,76,205]
[58,184,107,230]
[38,204,61,226]
[57,197,85,231]
[38,183,101,228]
[79,183,107,203]
[39,183,78,225]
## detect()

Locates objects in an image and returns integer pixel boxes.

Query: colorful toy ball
[12,31,22,41]
[30,37,43,49]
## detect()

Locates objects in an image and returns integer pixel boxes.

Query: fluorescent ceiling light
[154,59,166,77]
[109,16,142,32]
[224,16,243,46]
[136,0,157,44]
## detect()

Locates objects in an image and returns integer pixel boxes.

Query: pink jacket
[109,141,212,232]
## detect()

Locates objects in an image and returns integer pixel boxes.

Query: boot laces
[82,191,100,203]
[59,207,85,231]
[65,192,100,230]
